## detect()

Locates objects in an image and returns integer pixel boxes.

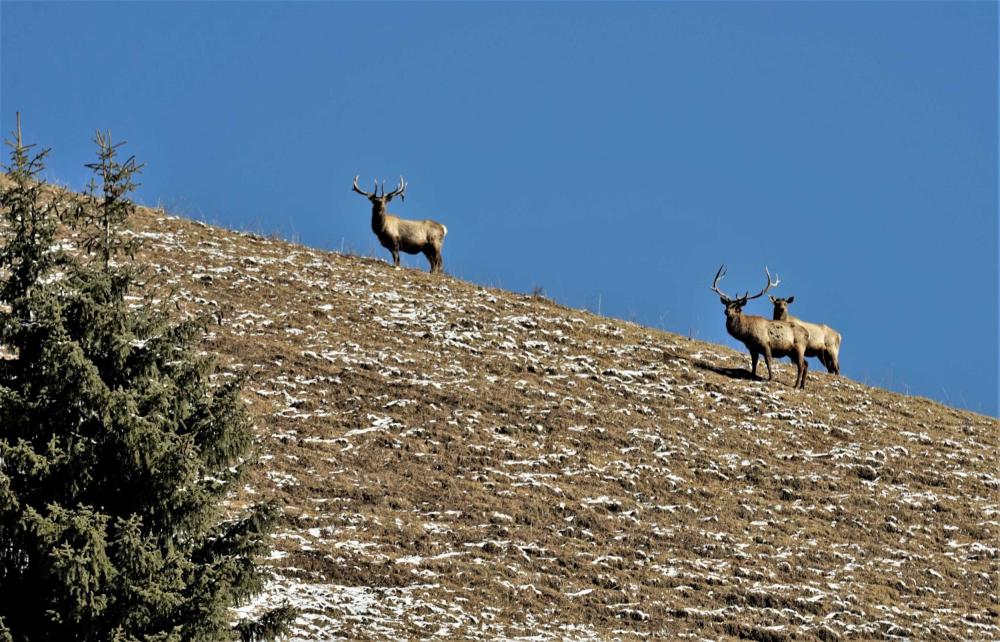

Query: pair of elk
[769,295,842,375]
[711,265,809,389]
[352,176,448,273]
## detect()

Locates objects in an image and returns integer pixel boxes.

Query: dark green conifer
[0,118,293,642]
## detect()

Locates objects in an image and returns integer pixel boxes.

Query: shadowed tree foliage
[0,120,293,642]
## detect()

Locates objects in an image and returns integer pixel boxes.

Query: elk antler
[384,176,406,201]
[712,265,780,304]
[710,265,733,302]
[745,266,780,301]
[352,175,375,198]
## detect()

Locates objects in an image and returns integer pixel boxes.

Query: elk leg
[750,351,759,378]
[391,249,400,267]
[431,243,444,274]
[798,358,808,389]
[423,247,439,273]
[762,348,774,381]
[828,352,840,376]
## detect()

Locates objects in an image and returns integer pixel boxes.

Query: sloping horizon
[5,175,997,638]
[2,2,996,415]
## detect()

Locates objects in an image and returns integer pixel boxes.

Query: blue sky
[2,2,997,416]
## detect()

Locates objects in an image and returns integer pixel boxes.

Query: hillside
[9,186,1000,640]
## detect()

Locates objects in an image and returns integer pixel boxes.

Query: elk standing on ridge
[769,296,842,375]
[711,265,809,389]
[352,176,447,273]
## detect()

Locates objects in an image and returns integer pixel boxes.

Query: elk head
[352,175,406,215]
[711,265,780,318]
[769,295,795,320]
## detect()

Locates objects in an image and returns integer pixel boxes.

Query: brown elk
[352,176,447,273]
[711,265,809,389]
[769,296,842,375]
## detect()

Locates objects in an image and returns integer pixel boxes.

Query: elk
[711,265,809,389]
[351,175,447,273]
[769,296,842,375]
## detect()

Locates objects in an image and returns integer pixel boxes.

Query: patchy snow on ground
[26,187,997,641]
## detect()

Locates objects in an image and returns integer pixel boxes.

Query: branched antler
[711,265,779,304]
[745,267,780,301]
[710,264,733,302]
[352,175,374,198]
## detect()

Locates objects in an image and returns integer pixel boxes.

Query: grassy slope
[10,183,1000,640]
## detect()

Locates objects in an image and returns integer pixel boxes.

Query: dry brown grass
[5,180,999,639]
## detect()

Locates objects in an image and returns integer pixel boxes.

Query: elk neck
[370,202,389,233]
[726,308,757,338]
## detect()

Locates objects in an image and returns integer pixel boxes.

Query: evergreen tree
[0,120,293,641]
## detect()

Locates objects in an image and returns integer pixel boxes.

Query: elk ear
[787,296,795,304]
[719,296,729,305]
[768,295,777,303]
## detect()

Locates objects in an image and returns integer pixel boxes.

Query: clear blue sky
[2,2,997,416]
